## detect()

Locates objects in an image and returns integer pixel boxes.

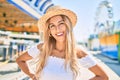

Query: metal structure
[94,0,114,37]
[94,1,120,61]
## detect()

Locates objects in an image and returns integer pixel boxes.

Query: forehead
[48,15,63,23]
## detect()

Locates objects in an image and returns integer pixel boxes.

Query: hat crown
[46,5,63,13]
[38,5,77,32]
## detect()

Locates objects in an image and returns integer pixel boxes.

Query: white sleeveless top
[27,45,96,80]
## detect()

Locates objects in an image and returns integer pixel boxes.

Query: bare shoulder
[37,42,44,49]
[76,45,88,58]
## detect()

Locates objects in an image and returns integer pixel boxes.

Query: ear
[48,30,52,37]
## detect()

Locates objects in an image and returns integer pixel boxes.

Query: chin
[56,38,65,42]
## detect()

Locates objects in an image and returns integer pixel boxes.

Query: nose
[56,25,61,32]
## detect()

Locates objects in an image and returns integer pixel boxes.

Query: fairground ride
[94,0,114,37]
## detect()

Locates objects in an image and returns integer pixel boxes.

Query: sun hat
[38,5,77,32]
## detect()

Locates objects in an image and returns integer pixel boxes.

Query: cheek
[50,31,55,36]
[63,26,67,33]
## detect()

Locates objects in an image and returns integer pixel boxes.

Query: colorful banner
[7,0,54,20]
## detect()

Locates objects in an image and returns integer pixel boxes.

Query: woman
[16,6,108,80]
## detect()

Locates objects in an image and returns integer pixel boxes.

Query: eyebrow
[48,20,64,26]
[58,20,64,23]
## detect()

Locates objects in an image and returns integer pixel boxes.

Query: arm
[89,65,108,80]
[16,43,42,79]
[16,51,34,79]
[76,46,108,80]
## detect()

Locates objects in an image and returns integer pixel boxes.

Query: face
[48,15,67,42]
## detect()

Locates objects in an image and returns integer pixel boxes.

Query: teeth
[57,33,63,36]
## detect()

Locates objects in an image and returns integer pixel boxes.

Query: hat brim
[38,9,77,32]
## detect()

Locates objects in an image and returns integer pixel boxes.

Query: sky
[52,0,120,42]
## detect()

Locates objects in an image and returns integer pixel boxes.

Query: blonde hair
[36,15,80,80]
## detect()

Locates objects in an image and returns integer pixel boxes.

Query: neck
[55,41,65,52]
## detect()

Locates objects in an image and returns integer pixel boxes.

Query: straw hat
[38,5,77,31]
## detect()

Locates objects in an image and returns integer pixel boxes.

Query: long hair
[36,15,80,80]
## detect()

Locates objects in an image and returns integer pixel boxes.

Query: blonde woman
[16,6,108,80]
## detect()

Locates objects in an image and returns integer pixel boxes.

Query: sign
[7,0,54,20]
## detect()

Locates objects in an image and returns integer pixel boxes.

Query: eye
[49,24,55,29]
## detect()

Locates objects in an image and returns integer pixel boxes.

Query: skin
[48,15,66,57]
[16,15,108,80]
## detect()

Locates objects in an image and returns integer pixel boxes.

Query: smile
[56,32,64,36]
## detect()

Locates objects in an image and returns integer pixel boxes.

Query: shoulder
[37,42,44,49]
[76,45,89,58]
[27,42,44,58]
[28,42,44,52]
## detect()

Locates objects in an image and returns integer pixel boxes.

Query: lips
[56,32,64,36]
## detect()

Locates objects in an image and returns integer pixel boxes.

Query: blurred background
[0,0,120,80]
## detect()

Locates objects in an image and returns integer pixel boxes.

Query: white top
[27,45,96,80]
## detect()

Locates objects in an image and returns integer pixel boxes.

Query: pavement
[94,53,120,76]
[0,58,29,80]
[93,55,120,80]
[90,51,120,76]
[0,51,120,80]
